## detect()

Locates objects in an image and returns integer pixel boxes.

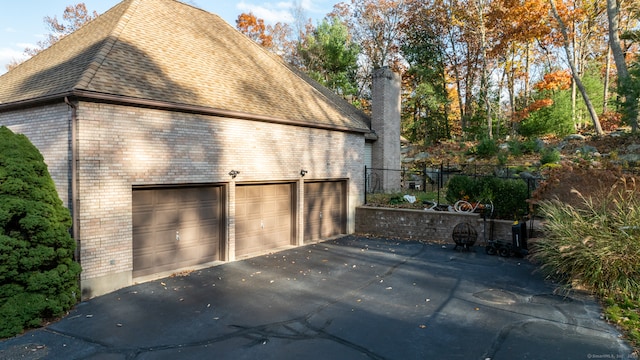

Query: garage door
[235,183,294,258]
[132,186,223,278]
[304,180,347,243]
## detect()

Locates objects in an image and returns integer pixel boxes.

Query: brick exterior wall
[355,206,516,244]
[0,103,71,207]
[3,100,366,298]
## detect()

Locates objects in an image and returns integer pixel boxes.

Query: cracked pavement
[0,235,634,359]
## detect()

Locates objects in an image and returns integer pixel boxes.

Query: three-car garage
[131,180,347,280]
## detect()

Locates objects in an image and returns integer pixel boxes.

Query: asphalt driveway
[0,235,634,359]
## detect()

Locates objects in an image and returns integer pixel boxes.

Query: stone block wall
[355,206,519,245]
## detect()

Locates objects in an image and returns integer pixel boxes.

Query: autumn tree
[6,3,97,71]
[236,12,273,48]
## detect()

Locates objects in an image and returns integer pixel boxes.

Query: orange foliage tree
[236,12,273,48]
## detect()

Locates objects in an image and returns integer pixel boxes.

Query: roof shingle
[0,0,369,131]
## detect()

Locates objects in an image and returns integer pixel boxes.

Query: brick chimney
[370,67,401,192]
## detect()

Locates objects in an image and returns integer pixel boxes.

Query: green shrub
[540,148,561,165]
[530,187,640,299]
[475,138,499,158]
[445,175,529,219]
[0,126,81,338]
[509,138,540,157]
[445,175,477,203]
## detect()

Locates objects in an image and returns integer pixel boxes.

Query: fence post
[422,164,427,193]
[364,165,368,205]
[438,162,443,205]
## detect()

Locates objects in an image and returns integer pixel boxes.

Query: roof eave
[0,90,371,134]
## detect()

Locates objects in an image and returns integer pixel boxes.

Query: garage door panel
[235,183,293,258]
[304,181,346,243]
[133,186,223,279]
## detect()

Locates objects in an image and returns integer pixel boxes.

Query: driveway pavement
[0,235,635,360]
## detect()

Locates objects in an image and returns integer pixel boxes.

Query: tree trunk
[549,0,603,135]
[606,0,638,131]
[477,0,491,138]
[603,45,611,113]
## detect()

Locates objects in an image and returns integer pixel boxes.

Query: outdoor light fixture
[300,169,308,177]
[228,170,240,178]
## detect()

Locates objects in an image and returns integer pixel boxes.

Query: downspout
[64,97,80,262]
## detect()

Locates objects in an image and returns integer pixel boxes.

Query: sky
[0,0,337,75]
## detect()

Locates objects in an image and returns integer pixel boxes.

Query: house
[0,0,400,299]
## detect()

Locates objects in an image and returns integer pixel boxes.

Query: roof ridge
[75,0,140,89]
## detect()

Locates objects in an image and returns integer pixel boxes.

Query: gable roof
[0,0,370,132]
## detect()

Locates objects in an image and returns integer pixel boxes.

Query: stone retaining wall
[355,206,520,245]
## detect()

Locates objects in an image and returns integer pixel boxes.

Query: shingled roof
[0,0,370,132]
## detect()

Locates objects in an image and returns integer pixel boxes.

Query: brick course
[2,100,365,298]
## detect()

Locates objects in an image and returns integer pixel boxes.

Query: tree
[331,0,407,70]
[549,0,603,134]
[607,0,639,131]
[402,0,451,143]
[0,126,81,338]
[6,3,97,71]
[236,12,273,48]
[27,3,98,57]
[298,17,360,96]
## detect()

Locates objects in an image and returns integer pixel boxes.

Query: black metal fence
[364,162,541,206]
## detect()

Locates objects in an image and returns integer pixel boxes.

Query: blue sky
[0,0,337,75]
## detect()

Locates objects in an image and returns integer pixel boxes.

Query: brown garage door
[304,180,347,243]
[132,186,223,278]
[235,183,294,258]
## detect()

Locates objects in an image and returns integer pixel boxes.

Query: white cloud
[236,1,294,23]
[4,27,18,33]
[16,42,37,49]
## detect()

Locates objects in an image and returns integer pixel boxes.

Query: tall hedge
[0,126,81,338]
[445,174,529,220]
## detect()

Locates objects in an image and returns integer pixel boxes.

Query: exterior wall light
[300,169,308,177]
[228,170,240,178]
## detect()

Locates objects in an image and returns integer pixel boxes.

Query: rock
[415,152,430,160]
[619,154,640,163]
[564,134,586,141]
[576,145,598,155]
[627,144,640,152]
[519,171,537,180]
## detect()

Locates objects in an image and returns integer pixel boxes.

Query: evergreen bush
[475,138,499,158]
[445,175,529,219]
[0,126,81,338]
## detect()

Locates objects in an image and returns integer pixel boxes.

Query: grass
[529,180,640,352]
[604,297,640,350]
